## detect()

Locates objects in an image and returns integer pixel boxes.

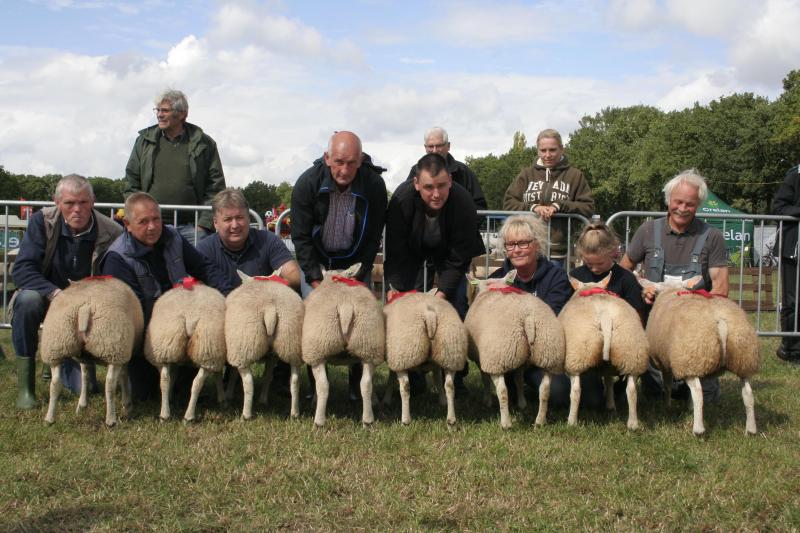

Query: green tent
[699,191,754,258]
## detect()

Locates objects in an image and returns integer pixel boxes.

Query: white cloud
[400,57,435,65]
[665,0,750,37]
[607,0,660,30]
[730,0,800,84]
[438,2,565,47]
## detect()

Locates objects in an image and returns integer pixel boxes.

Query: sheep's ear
[568,276,584,291]
[342,262,361,279]
[636,275,656,290]
[599,272,612,289]
[68,279,76,286]
[427,288,438,296]
[272,265,282,277]
[504,269,517,285]
[683,275,703,290]
[237,270,252,283]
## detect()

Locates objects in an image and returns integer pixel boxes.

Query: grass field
[1,330,799,532]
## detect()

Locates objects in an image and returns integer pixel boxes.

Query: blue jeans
[11,289,94,393]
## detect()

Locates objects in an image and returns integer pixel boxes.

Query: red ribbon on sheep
[332,275,366,287]
[386,290,417,304]
[173,277,202,290]
[676,289,726,299]
[253,275,289,286]
[83,275,114,281]
[488,286,527,295]
[579,288,620,298]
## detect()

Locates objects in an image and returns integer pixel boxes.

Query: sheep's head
[238,268,287,286]
[322,262,361,281]
[467,269,517,304]
[636,274,702,298]
[569,272,618,298]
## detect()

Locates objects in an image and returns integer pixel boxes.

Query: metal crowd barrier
[606,211,800,338]
[0,200,263,329]
[3,200,796,340]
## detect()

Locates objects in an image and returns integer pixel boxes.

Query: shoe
[16,356,37,410]
[776,347,800,365]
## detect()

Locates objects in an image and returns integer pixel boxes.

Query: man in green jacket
[124,89,226,243]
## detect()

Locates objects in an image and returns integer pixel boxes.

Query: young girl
[571,222,647,319]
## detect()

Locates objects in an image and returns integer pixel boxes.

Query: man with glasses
[406,127,486,209]
[385,153,484,395]
[124,89,226,243]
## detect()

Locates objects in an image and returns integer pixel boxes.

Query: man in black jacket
[291,131,388,400]
[387,153,483,316]
[772,164,800,365]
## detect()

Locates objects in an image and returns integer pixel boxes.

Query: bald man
[291,131,388,400]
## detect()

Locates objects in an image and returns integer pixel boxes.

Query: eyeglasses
[153,107,174,115]
[425,143,448,150]
[503,240,534,251]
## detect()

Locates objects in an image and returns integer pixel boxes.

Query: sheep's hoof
[44,418,55,426]
[401,420,410,427]
[693,430,706,438]
[446,418,456,427]
[159,416,170,423]
[362,420,375,428]
[314,422,326,428]
[627,421,640,431]
[105,420,117,428]
[183,417,196,425]
[241,414,253,421]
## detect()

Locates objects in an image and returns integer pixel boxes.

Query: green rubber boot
[16,356,36,410]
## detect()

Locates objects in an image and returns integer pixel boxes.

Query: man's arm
[201,140,226,208]
[772,166,800,216]
[558,170,595,217]
[182,238,236,295]
[353,174,388,282]
[290,170,324,286]
[124,137,143,196]
[710,266,729,297]
[11,212,59,298]
[619,254,636,271]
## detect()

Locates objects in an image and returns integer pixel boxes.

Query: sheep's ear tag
[469,278,479,286]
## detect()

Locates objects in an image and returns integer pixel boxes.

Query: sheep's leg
[119,365,132,415]
[742,378,757,435]
[444,370,456,426]
[289,365,301,418]
[480,370,493,408]
[567,374,581,426]
[76,362,90,413]
[184,367,208,422]
[259,357,277,406]
[687,376,705,436]
[398,370,411,425]
[535,371,551,426]
[159,365,172,421]
[311,363,329,427]
[604,372,616,411]
[104,364,120,428]
[44,363,63,425]
[382,370,397,407]
[626,375,639,431]
[361,362,375,426]
[239,366,255,420]
[514,368,527,410]
[491,374,511,429]
[434,367,447,407]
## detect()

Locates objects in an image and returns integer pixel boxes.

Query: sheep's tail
[717,317,728,366]
[599,313,612,362]
[338,302,354,339]
[263,304,278,337]
[423,305,438,339]
[77,303,91,345]
[185,317,199,338]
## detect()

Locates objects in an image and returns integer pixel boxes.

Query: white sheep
[225,270,304,420]
[382,289,468,425]
[144,278,227,422]
[301,263,385,427]
[464,270,565,429]
[639,275,760,436]
[40,276,143,427]
[558,274,649,430]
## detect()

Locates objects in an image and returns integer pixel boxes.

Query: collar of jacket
[123,227,174,258]
[139,122,206,152]
[314,152,386,194]
[534,155,570,172]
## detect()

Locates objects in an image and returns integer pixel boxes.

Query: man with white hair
[620,169,728,402]
[10,174,122,408]
[406,127,486,209]
[124,89,226,242]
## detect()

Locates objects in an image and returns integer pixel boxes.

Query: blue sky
[0,0,797,190]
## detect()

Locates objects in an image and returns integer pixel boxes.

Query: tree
[0,166,21,199]
[242,181,281,218]
[466,131,536,210]
[276,181,293,207]
[89,177,126,204]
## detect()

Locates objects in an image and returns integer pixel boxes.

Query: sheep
[40,276,143,427]
[144,277,226,422]
[558,274,649,430]
[639,275,760,436]
[224,270,304,420]
[382,288,468,425]
[301,263,385,427]
[464,270,565,429]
